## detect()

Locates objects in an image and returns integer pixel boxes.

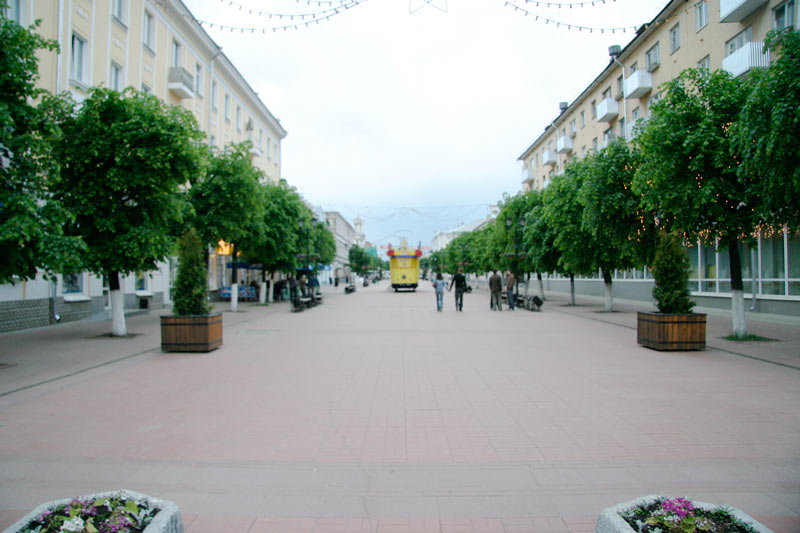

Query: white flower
[60,516,85,532]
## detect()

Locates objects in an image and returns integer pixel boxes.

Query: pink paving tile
[248,517,316,532]
[312,518,374,532]
[376,519,442,532]
[440,518,506,532]
[183,514,256,533]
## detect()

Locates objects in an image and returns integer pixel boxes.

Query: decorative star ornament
[409,0,448,14]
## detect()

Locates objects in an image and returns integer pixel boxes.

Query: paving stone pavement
[1,281,799,532]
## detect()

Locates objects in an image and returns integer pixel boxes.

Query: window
[569,119,576,137]
[71,33,88,84]
[581,146,586,157]
[619,118,626,140]
[171,40,181,68]
[603,127,614,144]
[560,127,566,138]
[774,1,795,30]
[592,137,598,151]
[259,129,264,152]
[135,272,147,291]
[630,61,638,73]
[110,63,123,91]
[224,94,230,120]
[266,136,271,159]
[112,0,125,23]
[670,23,680,53]
[646,43,660,71]
[236,105,241,130]
[210,135,216,147]
[726,27,753,56]
[195,64,203,95]
[591,100,597,119]
[63,273,83,294]
[695,0,709,31]
[580,110,585,128]
[211,81,218,109]
[616,75,623,97]
[142,84,151,94]
[697,55,711,71]
[602,87,611,100]
[143,11,154,49]
[632,106,640,121]
[2,0,22,23]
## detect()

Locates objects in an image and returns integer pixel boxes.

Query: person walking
[433,272,446,312]
[506,270,516,311]
[489,270,503,311]
[449,268,467,311]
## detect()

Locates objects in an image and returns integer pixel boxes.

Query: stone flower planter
[596,494,772,533]
[3,489,183,533]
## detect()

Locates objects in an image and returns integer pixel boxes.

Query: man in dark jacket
[449,268,467,312]
[489,270,503,311]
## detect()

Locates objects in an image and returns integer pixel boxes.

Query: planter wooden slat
[637,312,706,351]
[161,313,222,352]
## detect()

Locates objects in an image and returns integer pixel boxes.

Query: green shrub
[651,232,695,314]
[172,228,211,316]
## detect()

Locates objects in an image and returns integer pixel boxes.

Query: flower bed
[3,490,182,533]
[596,495,772,533]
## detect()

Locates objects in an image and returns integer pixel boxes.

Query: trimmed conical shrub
[651,231,695,314]
[172,228,211,316]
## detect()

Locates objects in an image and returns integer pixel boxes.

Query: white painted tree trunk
[731,289,747,337]
[231,282,238,312]
[110,289,126,337]
[268,274,276,303]
[604,281,613,312]
[537,277,544,301]
[259,281,267,304]
[524,274,530,297]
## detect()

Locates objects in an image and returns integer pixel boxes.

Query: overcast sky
[183,0,666,247]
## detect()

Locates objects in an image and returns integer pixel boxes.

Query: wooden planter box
[161,312,222,352]
[637,311,706,351]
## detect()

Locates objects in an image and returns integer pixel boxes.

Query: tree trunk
[230,243,239,312]
[259,267,267,304]
[537,272,544,301]
[269,272,276,302]
[602,268,614,312]
[569,273,575,306]
[728,238,747,337]
[524,272,530,297]
[108,271,126,337]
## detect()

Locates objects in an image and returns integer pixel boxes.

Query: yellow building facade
[0,0,288,332]
[517,0,799,314]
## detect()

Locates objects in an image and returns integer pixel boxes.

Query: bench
[344,285,356,294]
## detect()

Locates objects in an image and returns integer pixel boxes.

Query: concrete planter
[3,489,183,533]
[596,494,772,533]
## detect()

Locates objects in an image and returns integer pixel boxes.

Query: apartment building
[325,212,357,283]
[0,0,288,332]
[517,0,799,316]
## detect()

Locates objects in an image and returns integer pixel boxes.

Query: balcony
[624,70,652,99]
[720,0,769,22]
[626,117,649,140]
[556,136,573,154]
[542,149,557,166]
[722,42,770,78]
[596,98,619,122]
[168,67,194,99]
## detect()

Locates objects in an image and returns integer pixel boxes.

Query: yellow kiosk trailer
[388,241,422,292]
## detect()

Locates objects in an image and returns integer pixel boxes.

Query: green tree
[541,161,596,305]
[494,193,536,294]
[311,220,336,267]
[633,68,755,336]
[190,142,265,311]
[348,244,372,276]
[651,231,695,315]
[734,30,800,228]
[54,87,203,336]
[522,189,560,301]
[580,141,655,311]
[0,14,84,283]
[172,228,211,316]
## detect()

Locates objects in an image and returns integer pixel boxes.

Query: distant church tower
[354,216,366,247]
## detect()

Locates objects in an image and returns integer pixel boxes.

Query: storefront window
[788,233,800,295]
[700,243,716,292]
[761,234,785,280]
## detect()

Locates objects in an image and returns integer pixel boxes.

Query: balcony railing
[168,67,194,99]
[626,117,649,141]
[722,42,770,78]
[596,98,618,122]
[542,149,557,166]
[624,70,652,99]
[720,0,769,22]
[556,136,573,154]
